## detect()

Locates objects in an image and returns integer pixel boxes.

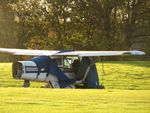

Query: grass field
[0,88,150,113]
[0,61,150,113]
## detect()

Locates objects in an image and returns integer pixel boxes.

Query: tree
[11,0,52,48]
[122,0,150,57]
[9,0,149,59]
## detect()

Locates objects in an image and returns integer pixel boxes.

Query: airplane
[0,48,145,88]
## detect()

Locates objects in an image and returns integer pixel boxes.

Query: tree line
[0,0,150,60]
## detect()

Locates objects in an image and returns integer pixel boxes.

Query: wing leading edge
[0,48,59,56]
[54,50,145,57]
[0,48,145,57]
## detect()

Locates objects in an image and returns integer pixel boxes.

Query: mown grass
[97,61,150,90]
[0,88,150,113]
[0,61,150,113]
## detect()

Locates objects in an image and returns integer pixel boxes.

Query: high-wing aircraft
[0,48,145,88]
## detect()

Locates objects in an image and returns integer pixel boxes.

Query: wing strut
[100,57,105,89]
[82,62,95,83]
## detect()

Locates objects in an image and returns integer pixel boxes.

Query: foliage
[25,31,58,49]
[10,0,52,48]
[2,0,148,57]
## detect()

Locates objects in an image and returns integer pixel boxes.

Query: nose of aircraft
[12,62,22,79]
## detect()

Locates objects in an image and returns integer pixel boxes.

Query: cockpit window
[63,58,73,68]
[53,57,79,69]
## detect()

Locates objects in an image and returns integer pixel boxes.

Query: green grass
[0,61,150,113]
[97,61,150,90]
[0,88,150,113]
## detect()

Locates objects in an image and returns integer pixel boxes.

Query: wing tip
[124,50,145,55]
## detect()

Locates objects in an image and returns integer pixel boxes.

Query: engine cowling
[12,61,48,81]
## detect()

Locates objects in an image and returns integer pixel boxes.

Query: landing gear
[23,80,30,87]
[98,84,105,89]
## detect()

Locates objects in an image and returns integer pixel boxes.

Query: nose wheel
[23,80,30,87]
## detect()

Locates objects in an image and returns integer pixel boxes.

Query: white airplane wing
[0,48,145,56]
[0,48,59,56]
[54,50,145,57]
